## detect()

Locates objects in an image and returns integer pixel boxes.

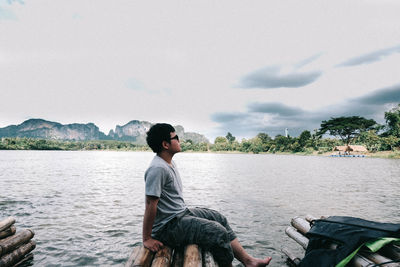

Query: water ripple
[1,151,399,266]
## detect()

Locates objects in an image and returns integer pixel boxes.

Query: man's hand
[143,237,163,252]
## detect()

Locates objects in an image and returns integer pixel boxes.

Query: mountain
[0,119,209,144]
[109,120,209,145]
[0,119,107,141]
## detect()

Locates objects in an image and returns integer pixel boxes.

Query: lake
[0,150,399,266]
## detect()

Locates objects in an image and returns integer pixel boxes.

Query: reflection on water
[0,151,399,266]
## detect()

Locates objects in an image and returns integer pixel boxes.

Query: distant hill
[108,120,209,145]
[0,119,209,144]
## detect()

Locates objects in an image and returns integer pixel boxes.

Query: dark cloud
[211,84,400,138]
[338,45,400,67]
[239,66,322,89]
[353,83,400,105]
[210,112,250,123]
[247,102,305,116]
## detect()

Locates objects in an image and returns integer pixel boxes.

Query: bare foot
[245,256,272,267]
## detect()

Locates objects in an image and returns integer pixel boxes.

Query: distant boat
[330,154,366,158]
[331,145,368,158]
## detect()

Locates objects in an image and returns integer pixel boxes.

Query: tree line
[1,105,399,154]
[186,104,400,154]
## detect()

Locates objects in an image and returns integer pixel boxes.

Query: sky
[1,0,400,141]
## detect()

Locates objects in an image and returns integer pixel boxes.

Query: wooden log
[125,246,141,267]
[172,248,184,267]
[0,240,36,267]
[281,247,301,266]
[183,245,202,267]
[291,217,311,235]
[11,252,33,267]
[380,244,400,260]
[203,251,218,267]
[0,218,15,233]
[0,229,34,257]
[350,254,373,267]
[132,246,154,267]
[151,246,172,267]
[285,226,308,249]
[359,250,399,267]
[0,227,16,240]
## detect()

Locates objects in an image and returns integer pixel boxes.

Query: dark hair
[146,123,175,153]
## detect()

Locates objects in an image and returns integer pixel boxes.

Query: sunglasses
[169,135,179,141]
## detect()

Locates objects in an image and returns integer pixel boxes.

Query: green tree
[225,132,236,143]
[317,116,377,145]
[256,133,272,152]
[384,104,400,138]
[298,130,311,147]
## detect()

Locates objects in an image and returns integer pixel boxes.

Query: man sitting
[142,123,271,267]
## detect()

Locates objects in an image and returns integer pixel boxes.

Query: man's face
[168,132,181,153]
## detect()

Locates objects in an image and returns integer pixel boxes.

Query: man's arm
[142,195,163,252]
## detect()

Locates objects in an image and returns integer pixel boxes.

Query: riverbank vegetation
[1,105,399,158]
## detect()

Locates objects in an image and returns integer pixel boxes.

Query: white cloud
[1,0,400,140]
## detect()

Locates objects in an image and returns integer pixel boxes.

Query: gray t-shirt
[145,155,187,234]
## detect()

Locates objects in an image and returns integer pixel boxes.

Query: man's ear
[161,140,170,150]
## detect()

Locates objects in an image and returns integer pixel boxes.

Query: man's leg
[156,213,234,267]
[189,208,271,267]
[231,238,272,267]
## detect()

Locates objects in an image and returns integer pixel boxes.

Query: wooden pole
[11,252,33,267]
[359,251,399,267]
[0,240,36,267]
[203,251,218,267]
[285,227,308,249]
[350,254,373,267]
[0,229,34,257]
[291,217,311,235]
[151,246,172,267]
[281,247,301,266]
[183,245,202,267]
[125,246,140,267]
[0,227,16,240]
[380,244,400,261]
[0,218,15,233]
[132,246,154,267]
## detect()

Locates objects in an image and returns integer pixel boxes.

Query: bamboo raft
[282,215,400,267]
[125,244,219,267]
[0,217,36,267]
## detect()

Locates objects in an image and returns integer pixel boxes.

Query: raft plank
[183,245,201,267]
[0,229,34,257]
[0,227,16,240]
[0,240,36,267]
[151,246,172,267]
[125,246,141,267]
[380,244,400,260]
[281,247,301,266]
[359,250,399,267]
[291,217,310,235]
[0,218,15,233]
[285,226,308,249]
[132,246,154,267]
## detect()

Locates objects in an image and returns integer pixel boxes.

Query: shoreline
[1,148,399,159]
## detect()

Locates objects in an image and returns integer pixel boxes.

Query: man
[143,123,271,267]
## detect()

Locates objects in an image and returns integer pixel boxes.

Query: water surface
[0,151,399,266]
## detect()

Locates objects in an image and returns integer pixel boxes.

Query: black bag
[299,216,400,267]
